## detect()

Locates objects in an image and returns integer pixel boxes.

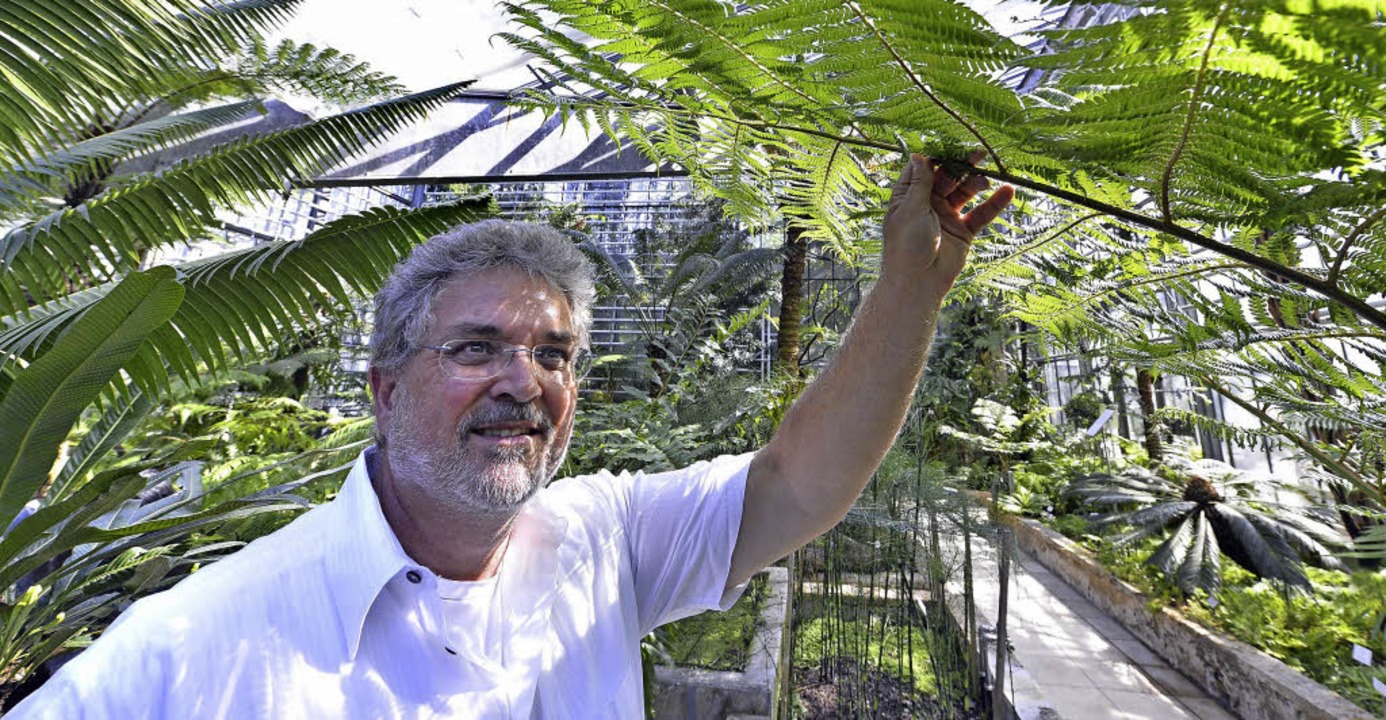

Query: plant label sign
[1374,676,1386,698]
[1353,643,1373,666]
[1084,408,1115,437]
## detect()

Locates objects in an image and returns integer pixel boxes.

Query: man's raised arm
[729,153,1014,588]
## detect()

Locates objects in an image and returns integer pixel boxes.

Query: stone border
[925,529,1060,720]
[651,566,788,720]
[1006,516,1376,720]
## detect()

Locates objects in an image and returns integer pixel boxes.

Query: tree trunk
[1111,362,1131,440]
[1136,368,1163,462]
[773,224,808,378]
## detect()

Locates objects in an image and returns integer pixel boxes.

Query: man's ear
[369,365,399,431]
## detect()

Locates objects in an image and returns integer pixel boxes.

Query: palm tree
[1065,461,1347,597]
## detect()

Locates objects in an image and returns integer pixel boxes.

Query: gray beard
[385,387,569,516]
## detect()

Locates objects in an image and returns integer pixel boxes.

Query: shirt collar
[322,447,571,660]
[323,447,415,659]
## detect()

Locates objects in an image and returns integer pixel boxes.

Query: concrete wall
[1008,517,1377,720]
[652,566,787,720]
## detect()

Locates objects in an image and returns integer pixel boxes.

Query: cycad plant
[0,0,491,698]
[1065,460,1347,597]
[501,0,1386,508]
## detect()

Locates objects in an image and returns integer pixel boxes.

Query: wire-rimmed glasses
[421,338,593,384]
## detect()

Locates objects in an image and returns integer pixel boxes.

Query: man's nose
[488,350,543,403]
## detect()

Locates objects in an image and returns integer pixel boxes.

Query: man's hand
[882,151,1014,304]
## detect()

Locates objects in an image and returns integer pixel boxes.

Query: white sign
[1374,676,1386,697]
[1085,408,1115,437]
[1353,644,1374,666]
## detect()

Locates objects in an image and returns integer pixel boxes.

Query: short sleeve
[612,452,754,634]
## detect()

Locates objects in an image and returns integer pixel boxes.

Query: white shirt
[11,448,753,719]
[437,574,502,665]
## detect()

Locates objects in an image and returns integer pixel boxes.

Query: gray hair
[370,219,596,373]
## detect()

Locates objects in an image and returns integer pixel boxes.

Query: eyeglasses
[420,338,593,384]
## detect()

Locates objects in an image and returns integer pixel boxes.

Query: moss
[793,614,937,696]
[659,573,770,671]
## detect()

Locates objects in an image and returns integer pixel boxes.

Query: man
[11,155,1012,718]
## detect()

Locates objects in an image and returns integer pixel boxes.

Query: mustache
[458,401,554,438]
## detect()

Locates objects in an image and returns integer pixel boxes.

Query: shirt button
[406,570,422,584]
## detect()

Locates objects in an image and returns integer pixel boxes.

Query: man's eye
[447,340,498,360]
[535,345,572,366]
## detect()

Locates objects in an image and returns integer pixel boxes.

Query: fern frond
[0,101,264,215]
[0,81,473,314]
[225,38,406,105]
[0,0,302,166]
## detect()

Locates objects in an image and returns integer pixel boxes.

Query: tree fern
[505,0,1386,313]
[506,0,1386,518]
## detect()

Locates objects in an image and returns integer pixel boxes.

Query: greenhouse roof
[270,0,1060,186]
[274,0,1054,94]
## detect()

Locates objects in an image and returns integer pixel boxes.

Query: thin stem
[1203,377,1378,504]
[843,0,1006,173]
[450,93,1386,332]
[1160,6,1228,224]
[1327,205,1386,286]
[971,167,1386,333]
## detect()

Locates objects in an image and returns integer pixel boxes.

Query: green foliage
[563,200,789,476]
[1185,566,1386,712]
[939,399,1057,458]
[1062,390,1104,430]
[1000,450,1111,519]
[0,270,182,524]
[503,0,1386,510]
[1076,527,1386,713]
[565,371,793,476]
[793,613,937,697]
[579,198,778,399]
[0,450,307,694]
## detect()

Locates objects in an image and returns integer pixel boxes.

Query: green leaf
[0,467,146,571]
[0,267,183,530]
[48,386,155,502]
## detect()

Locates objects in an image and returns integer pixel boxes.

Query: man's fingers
[946,175,990,210]
[933,150,985,200]
[909,154,934,201]
[963,185,1015,236]
[889,156,915,201]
